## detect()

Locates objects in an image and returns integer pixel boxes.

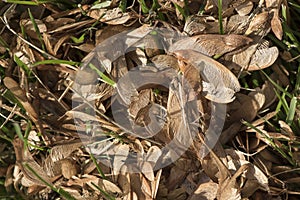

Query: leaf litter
[0,0,299,199]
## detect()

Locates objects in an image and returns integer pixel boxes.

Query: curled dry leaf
[271,11,283,40]
[217,164,250,200]
[170,34,252,57]
[118,165,131,195]
[248,46,279,71]
[151,169,162,198]
[221,93,262,144]
[173,50,240,103]
[130,173,152,200]
[227,93,261,123]
[167,159,191,190]
[95,24,134,45]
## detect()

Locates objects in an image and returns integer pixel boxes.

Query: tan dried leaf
[184,15,223,34]
[245,12,270,36]
[189,182,218,200]
[233,42,279,71]
[60,159,79,179]
[227,93,260,124]
[88,7,131,25]
[13,138,52,186]
[98,179,123,195]
[151,54,178,70]
[20,19,47,40]
[226,14,248,34]
[248,46,279,71]
[118,165,131,194]
[95,25,133,45]
[235,1,253,16]
[151,169,162,198]
[82,25,152,74]
[170,34,252,57]
[217,164,249,200]
[271,12,283,40]
[173,50,240,103]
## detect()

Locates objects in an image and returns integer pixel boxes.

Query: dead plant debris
[0,0,300,200]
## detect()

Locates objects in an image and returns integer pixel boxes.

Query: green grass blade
[13,55,32,77]
[137,0,149,13]
[24,164,76,200]
[89,152,106,179]
[173,3,188,20]
[119,0,127,12]
[91,182,115,200]
[286,96,297,126]
[89,63,116,87]
[261,70,293,99]
[4,0,39,5]
[243,120,296,166]
[32,59,80,66]
[27,8,46,52]
[218,0,224,34]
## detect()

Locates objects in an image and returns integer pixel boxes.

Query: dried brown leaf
[88,7,131,25]
[60,158,79,179]
[271,12,283,40]
[98,179,123,195]
[43,140,82,177]
[42,33,55,55]
[13,138,52,186]
[3,77,47,141]
[20,19,47,40]
[95,25,134,45]
[47,19,96,34]
[248,46,279,71]
[245,12,270,36]
[227,93,260,124]
[82,24,152,74]
[53,34,70,55]
[266,0,283,40]
[235,1,253,16]
[129,89,152,119]
[189,182,218,200]
[173,50,240,103]
[170,34,252,57]
[118,165,131,195]
[233,41,279,71]
[217,164,249,200]
[151,169,162,198]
